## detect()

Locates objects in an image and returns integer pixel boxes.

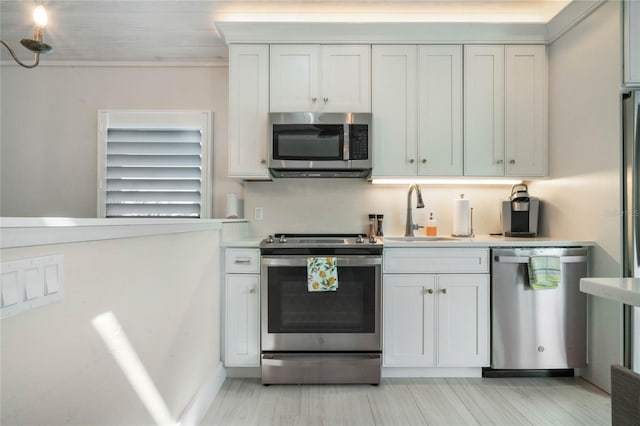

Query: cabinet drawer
[384,248,489,274]
[226,249,260,273]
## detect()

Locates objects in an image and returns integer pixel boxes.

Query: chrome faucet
[405,184,425,236]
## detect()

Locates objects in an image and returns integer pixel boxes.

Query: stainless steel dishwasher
[491,247,588,370]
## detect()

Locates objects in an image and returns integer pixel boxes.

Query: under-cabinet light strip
[370,178,523,185]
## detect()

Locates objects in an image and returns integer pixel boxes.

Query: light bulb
[33,6,48,27]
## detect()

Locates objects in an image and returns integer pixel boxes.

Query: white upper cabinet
[464,45,547,177]
[321,46,371,112]
[464,45,505,176]
[270,45,371,112]
[418,45,463,176]
[372,45,462,177]
[270,45,319,112]
[228,44,270,179]
[505,45,548,176]
[624,0,640,85]
[372,45,418,176]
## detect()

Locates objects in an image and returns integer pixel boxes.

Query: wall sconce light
[0,5,53,68]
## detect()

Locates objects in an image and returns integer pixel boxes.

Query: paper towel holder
[452,195,474,238]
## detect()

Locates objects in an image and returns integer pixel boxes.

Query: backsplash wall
[243,179,523,237]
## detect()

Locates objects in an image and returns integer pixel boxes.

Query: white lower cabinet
[225,249,261,367]
[383,248,490,368]
[436,274,490,367]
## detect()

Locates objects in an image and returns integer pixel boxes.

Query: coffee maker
[501,184,539,237]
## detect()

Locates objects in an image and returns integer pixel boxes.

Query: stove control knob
[368,236,377,244]
[265,235,274,244]
[279,235,287,244]
[355,235,365,244]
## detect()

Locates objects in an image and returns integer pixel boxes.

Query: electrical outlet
[255,207,264,221]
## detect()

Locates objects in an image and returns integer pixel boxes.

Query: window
[97,110,212,218]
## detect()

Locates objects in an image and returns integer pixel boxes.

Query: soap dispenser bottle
[426,212,438,236]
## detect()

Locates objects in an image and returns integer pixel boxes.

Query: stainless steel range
[260,234,382,385]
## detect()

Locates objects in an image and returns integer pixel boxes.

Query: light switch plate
[1,255,64,319]
[44,265,60,294]
[1,271,20,307]
[24,267,43,300]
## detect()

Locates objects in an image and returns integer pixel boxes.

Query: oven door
[261,255,381,352]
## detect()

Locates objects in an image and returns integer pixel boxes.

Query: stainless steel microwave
[268,112,372,178]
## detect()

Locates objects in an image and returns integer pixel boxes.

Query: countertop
[580,277,640,307]
[0,217,249,249]
[222,235,595,249]
[381,235,594,248]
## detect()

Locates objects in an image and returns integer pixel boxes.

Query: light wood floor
[200,377,611,426]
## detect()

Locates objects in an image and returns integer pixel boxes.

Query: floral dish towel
[307,257,338,292]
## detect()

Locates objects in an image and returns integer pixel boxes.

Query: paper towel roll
[452,195,470,236]
[226,193,239,219]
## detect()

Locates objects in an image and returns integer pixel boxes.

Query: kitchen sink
[384,236,460,242]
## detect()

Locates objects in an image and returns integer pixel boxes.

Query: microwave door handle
[343,124,350,161]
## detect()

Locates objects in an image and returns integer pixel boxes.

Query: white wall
[1,230,221,425]
[0,65,242,218]
[244,179,516,237]
[528,0,623,392]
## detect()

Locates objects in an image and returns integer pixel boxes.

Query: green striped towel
[528,256,561,289]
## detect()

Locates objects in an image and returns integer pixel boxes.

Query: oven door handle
[261,256,382,267]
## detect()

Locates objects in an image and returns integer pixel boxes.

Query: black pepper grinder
[376,214,384,236]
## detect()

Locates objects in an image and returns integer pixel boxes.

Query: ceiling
[0,1,577,64]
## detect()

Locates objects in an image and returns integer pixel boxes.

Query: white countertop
[580,277,640,307]
[222,238,263,248]
[0,217,248,249]
[219,234,595,249]
[381,235,595,248]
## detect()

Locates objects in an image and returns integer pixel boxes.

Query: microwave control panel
[349,125,369,160]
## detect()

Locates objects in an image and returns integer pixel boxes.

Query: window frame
[97,110,212,219]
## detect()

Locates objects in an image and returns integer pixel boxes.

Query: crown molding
[217,0,605,46]
[546,0,607,43]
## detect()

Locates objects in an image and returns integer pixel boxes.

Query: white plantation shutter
[98,111,211,218]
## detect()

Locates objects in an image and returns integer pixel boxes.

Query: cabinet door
[505,45,547,177]
[228,45,270,179]
[321,45,371,112]
[383,274,436,367]
[270,45,319,112]
[436,274,489,367]
[625,0,640,85]
[418,45,463,176]
[225,274,260,366]
[464,45,505,176]
[371,45,418,176]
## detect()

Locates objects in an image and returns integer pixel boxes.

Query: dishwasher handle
[494,255,588,264]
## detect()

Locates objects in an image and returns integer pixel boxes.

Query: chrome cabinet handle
[421,159,427,164]
[496,159,503,164]
[509,159,516,164]
[234,258,252,264]
[249,288,256,294]
[425,288,433,294]
[260,159,266,164]
[312,97,318,103]
[323,97,328,103]
[441,288,447,294]
[409,159,415,164]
